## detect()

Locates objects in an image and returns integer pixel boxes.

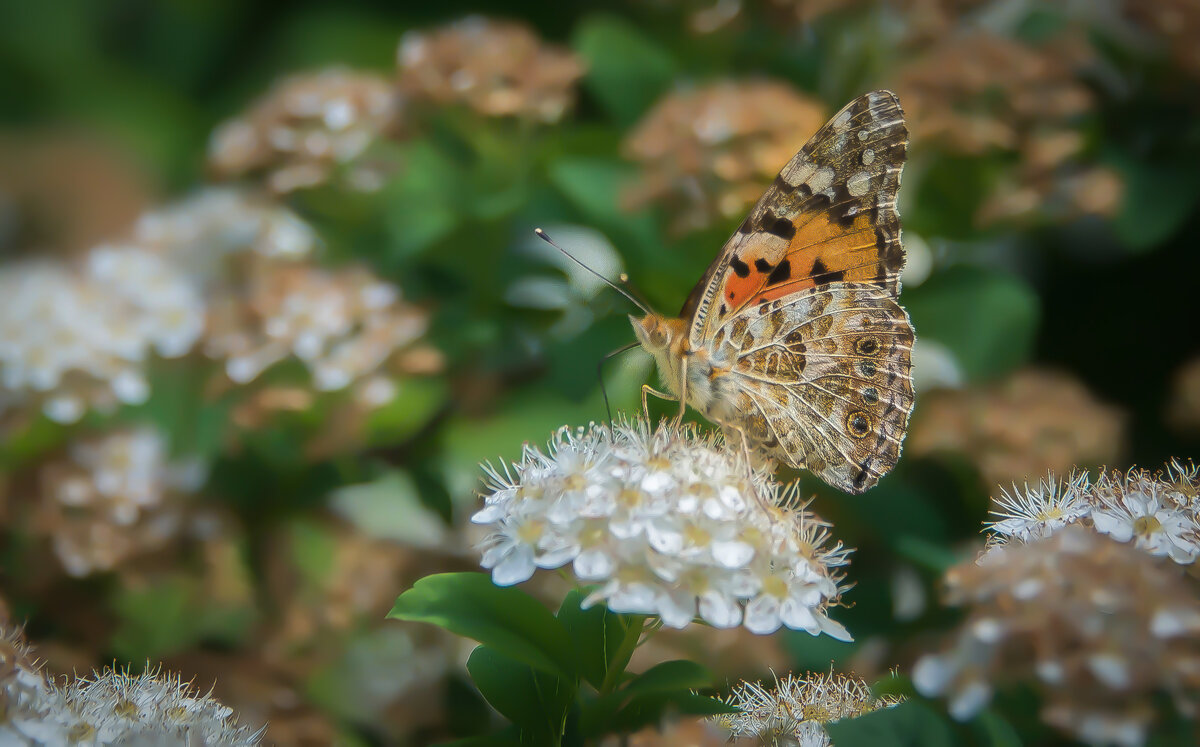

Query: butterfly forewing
[683,90,907,345]
[676,89,914,494]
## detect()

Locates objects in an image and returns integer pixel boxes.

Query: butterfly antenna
[598,342,641,426]
[534,228,653,316]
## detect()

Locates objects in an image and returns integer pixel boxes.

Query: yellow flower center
[1133,514,1162,536]
[763,575,788,598]
[684,523,711,547]
[618,488,644,508]
[563,473,586,491]
[517,519,545,544]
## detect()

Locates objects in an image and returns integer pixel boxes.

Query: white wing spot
[847,171,873,197]
[862,148,876,165]
[833,109,853,131]
[807,167,835,195]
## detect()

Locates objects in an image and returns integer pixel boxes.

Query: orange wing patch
[684,90,907,346]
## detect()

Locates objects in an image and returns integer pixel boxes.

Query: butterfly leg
[672,355,689,427]
[641,385,677,423]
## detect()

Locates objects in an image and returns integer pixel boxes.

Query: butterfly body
[630,90,915,495]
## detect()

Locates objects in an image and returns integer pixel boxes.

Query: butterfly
[629,89,914,494]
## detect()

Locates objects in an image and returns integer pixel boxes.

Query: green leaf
[621,660,713,697]
[557,592,637,691]
[970,709,1023,747]
[826,700,955,747]
[381,141,462,257]
[610,692,731,735]
[572,15,678,127]
[328,470,449,548]
[436,724,524,747]
[1110,151,1200,252]
[365,377,450,445]
[467,646,578,745]
[904,266,1039,381]
[389,573,576,679]
[581,660,719,736]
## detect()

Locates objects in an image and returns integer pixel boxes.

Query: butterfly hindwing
[683,90,907,345]
[709,284,914,494]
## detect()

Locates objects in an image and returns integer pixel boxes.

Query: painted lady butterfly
[630,90,914,494]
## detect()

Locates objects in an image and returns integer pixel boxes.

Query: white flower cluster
[205,263,427,404]
[473,417,852,637]
[913,526,1200,746]
[0,247,204,423]
[0,627,261,746]
[985,462,1200,565]
[133,188,317,264]
[39,427,206,576]
[715,671,904,747]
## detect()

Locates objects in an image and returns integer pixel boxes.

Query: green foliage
[391,577,727,744]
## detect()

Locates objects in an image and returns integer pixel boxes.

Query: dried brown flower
[0,132,154,256]
[209,68,399,194]
[622,80,827,234]
[896,33,1117,225]
[1125,0,1200,80]
[397,16,585,123]
[662,0,989,36]
[32,428,206,577]
[914,526,1200,746]
[1168,355,1200,433]
[908,368,1124,487]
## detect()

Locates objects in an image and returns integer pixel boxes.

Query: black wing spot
[738,217,754,234]
[719,303,727,316]
[773,175,797,193]
[811,258,845,284]
[730,256,751,278]
[754,258,771,272]
[853,466,870,490]
[765,215,796,241]
[766,259,792,285]
[862,387,880,405]
[860,360,878,377]
[875,227,889,252]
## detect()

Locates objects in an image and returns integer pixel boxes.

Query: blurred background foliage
[1,0,1199,744]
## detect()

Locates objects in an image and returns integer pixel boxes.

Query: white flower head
[985,470,1092,544]
[1089,467,1200,565]
[473,416,852,636]
[714,670,904,746]
[0,626,262,745]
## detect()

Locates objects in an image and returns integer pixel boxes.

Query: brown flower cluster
[30,428,205,577]
[663,0,986,37]
[205,259,436,412]
[621,80,827,234]
[1125,0,1200,80]
[915,526,1200,745]
[208,69,399,194]
[908,368,1124,487]
[206,18,585,193]
[1168,355,1200,434]
[397,16,585,123]
[896,33,1120,225]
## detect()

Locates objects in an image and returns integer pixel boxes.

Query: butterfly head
[630,313,691,386]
